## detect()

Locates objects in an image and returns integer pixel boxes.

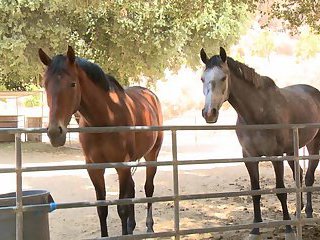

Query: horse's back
[125,86,163,126]
[79,86,163,163]
[282,84,320,99]
[281,84,320,122]
[237,83,320,156]
[124,86,163,160]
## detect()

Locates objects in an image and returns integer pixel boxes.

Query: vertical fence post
[171,130,180,240]
[15,133,23,240]
[293,128,302,240]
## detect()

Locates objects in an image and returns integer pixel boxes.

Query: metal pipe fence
[0,124,319,240]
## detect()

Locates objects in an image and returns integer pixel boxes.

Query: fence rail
[1,122,320,134]
[0,124,319,240]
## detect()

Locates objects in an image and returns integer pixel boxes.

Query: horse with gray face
[199,47,320,240]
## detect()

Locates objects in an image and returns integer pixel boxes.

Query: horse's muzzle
[202,108,218,123]
[47,125,67,147]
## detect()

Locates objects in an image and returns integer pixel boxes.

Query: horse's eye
[221,77,226,82]
[71,82,76,88]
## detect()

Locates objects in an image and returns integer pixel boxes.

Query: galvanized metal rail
[0,124,319,240]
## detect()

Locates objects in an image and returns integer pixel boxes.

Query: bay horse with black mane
[199,47,320,240]
[38,46,163,237]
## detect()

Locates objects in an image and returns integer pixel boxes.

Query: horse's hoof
[146,227,154,233]
[127,219,136,234]
[127,226,135,235]
[285,232,297,240]
[305,206,313,218]
[246,234,261,240]
[306,212,313,218]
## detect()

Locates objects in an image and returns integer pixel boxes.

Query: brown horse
[199,47,320,240]
[38,46,163,237]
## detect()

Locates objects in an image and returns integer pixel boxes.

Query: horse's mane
[226,57,276,89]
[76,58,124,92]
[47,55,124,92]
[206,55,276,89]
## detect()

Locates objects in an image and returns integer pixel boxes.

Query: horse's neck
[228,74,269,124]
[78,76,126,126]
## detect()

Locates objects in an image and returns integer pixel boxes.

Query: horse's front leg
[88,169,108,237]
[117,167,136,235]
[245,161,262,240]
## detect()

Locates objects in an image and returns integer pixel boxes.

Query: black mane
[205,55,223,69]
[47,55,124,92]
[206,55,276,89]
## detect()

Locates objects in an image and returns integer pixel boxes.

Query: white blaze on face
[202,66,228,116]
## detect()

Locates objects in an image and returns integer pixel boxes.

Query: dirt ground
[1,142,320,240]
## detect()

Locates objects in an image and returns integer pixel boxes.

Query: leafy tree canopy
[271,1,320,33]
[295,29,320,59]
[251,29,276,60]
[0,0,252,90]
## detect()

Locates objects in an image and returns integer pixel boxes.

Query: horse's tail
[130,159,140,176]
[74,111,81,124]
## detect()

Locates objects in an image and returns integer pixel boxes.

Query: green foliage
[23,84,42,107]
[251,30,275,58]
[24,95,41,107]
[0,84,7,91]
[295,30,320,60]
[0,0,253,89]
[271,1,320,33]
[232,49,245,63]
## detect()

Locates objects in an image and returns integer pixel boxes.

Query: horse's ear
[220,47,227,63]
[38,48,52,66]
[200,48,208,64]
[67,45,75,63]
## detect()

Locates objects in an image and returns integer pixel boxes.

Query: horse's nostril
[58,126,63,134]
[212,108,217,116]
[202,109,205,117]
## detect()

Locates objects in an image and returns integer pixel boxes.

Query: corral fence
[1,124,320,240]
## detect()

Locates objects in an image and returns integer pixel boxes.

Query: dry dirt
[1,142,320,240]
